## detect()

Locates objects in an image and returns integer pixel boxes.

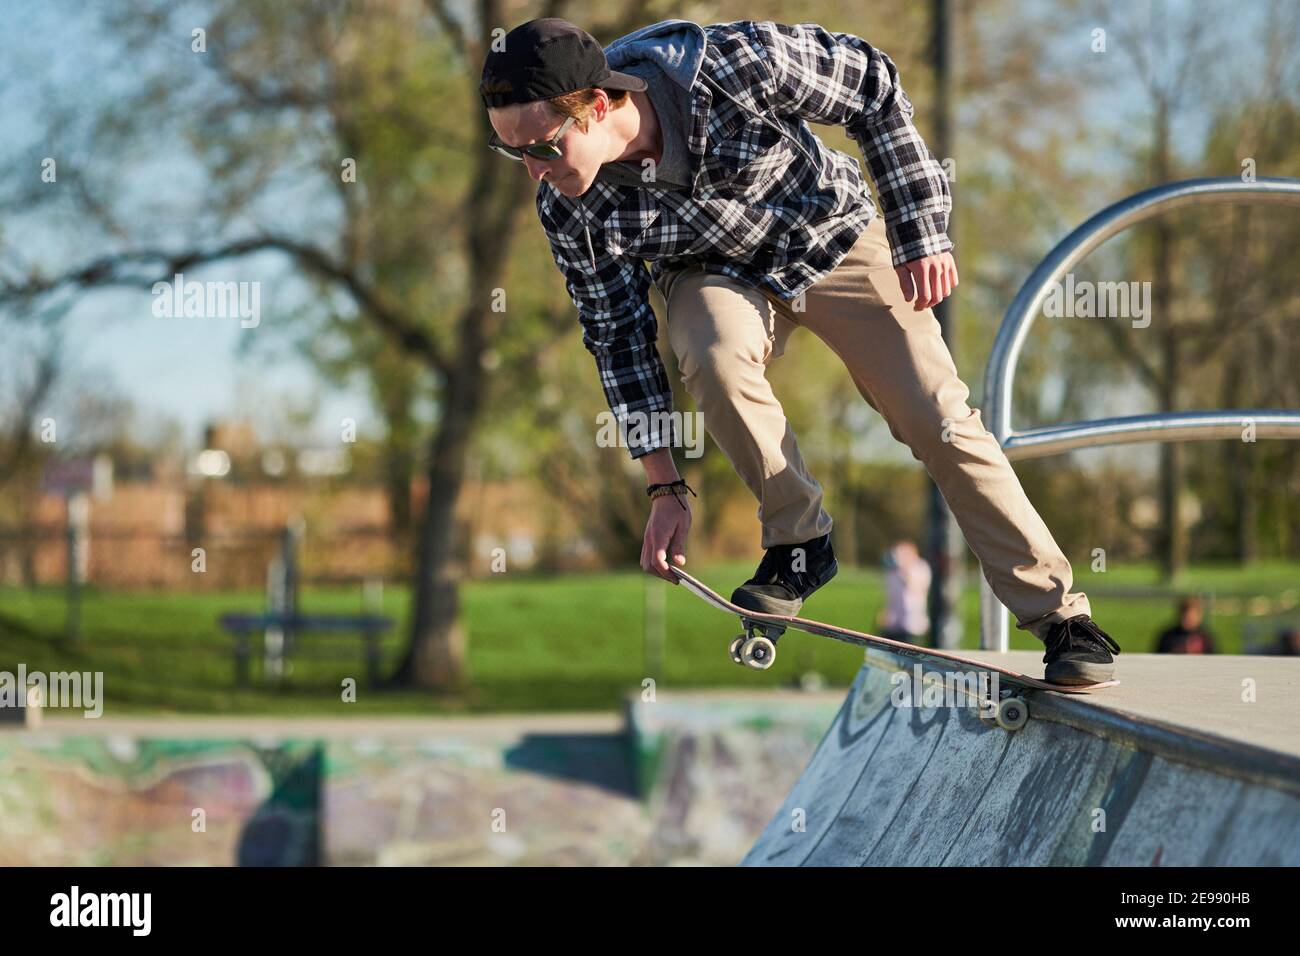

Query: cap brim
[603,69,648,92]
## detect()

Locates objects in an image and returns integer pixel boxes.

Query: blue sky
[1,0,378,450]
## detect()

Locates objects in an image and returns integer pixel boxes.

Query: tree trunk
[390,362,484,690]
[1231,442,1258,565]
[384,117,534,690]
[1221,350,1258,565]
[1157,438,1185,580]
[385,440,413,535]
[1151,90,1185,582]
[1155,297,1186,580]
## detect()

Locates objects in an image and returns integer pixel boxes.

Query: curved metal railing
[980,176,1300,650]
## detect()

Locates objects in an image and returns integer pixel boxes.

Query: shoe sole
[1044,658,1115,685]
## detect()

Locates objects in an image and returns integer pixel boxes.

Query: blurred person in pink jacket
[878,540,931,645]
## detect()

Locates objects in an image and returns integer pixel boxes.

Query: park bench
[218,612,393,687]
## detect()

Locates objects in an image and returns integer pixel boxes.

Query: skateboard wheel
[741,635,777,670]
[728,636,746,665]
[995,697,1029,731]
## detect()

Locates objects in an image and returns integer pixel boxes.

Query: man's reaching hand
[895,252,958,311]
[641,495,691,581]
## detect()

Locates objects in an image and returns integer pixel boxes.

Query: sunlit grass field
[0,560,1295,715]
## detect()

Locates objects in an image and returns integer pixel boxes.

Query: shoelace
[1044,616,1121,659]
[749,546,785,585]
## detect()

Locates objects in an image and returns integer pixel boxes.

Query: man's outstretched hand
[641,495,691,582]
[895,252,958,311]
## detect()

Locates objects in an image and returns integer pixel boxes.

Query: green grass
[0,560,1295,716]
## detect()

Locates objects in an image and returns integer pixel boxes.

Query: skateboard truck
[729,619,786,670]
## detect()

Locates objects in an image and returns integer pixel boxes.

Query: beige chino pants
[653,215,1089,640]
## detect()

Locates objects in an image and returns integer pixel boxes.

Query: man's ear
[591,89,610,123]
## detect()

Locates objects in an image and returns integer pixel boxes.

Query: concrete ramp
[743,650,1300,866]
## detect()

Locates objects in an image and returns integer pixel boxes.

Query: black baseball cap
[480,18,647,110]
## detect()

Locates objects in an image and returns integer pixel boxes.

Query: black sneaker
[1042,615,1121,685]
[730,533,838,616]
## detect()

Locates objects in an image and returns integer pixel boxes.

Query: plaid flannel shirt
[536,20,953,459]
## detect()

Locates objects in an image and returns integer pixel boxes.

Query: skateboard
[670,567,1119,731]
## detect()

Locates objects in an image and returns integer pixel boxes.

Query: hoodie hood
[603,18,707,88]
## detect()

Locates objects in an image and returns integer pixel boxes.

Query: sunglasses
[487,116,577,162]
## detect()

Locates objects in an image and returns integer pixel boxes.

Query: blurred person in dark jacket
[1155,596,1216,654]
[1272,627,1300,656]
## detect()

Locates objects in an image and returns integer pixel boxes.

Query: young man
[481,17,1120,683]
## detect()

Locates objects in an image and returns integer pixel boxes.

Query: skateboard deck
[670,567,1119,700]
